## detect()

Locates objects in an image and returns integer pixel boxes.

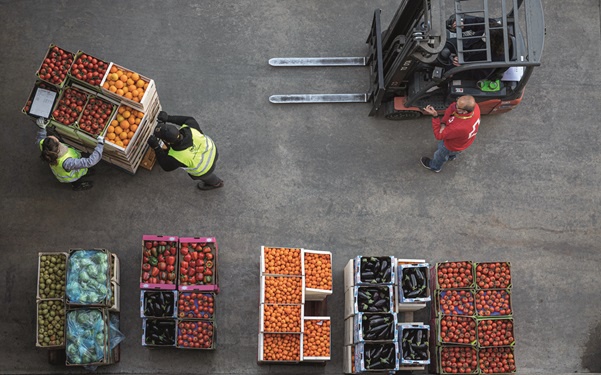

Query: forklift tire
[385,110,422,121]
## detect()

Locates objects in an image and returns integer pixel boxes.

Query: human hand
[36,117,48,129]
[147,135,160,149]
[157,111,169,123]
[452,55,461,67]
[97,135,105,145]
[423,105,438,117]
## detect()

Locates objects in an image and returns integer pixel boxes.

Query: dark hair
[40,137,60,165]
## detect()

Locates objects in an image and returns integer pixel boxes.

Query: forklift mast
[269,0,545,119]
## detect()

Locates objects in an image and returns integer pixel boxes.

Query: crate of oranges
[104,104,145,150]
[303,249,332,301]
[260,275,304,304]
[100,63,156,112]
[260,247,304,276]
[302,317,331,361]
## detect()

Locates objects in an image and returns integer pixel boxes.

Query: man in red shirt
[421,95,481,172]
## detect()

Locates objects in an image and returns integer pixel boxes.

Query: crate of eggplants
[356,313,398,342]
[400,264,431,302]
[141,290,177,318]
[143,319,176,346]
[357,286,393,313]
[356,342,399,371]
[356,256,395,285]
[399,325,430,364]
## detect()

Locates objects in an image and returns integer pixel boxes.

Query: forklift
[269,0,545,120]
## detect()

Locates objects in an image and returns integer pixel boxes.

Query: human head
[154,123,181,145]
[40,136,61,165]
[456,95,476,114]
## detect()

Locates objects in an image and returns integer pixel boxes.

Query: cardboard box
[344,317,355,345]
[260,246,304,276]
[436,345,479,374]
[67,50,109,92]
[477,317,515,348]
[343,345,356,374]
[474,261,512,289]
[259,304,304,333]
[177,291,215,319]
[140,290,178,318]
[140,235,178,290]
[260,275,305,304]
[302,316,331,361]
[109,281,120,313]
[178,237,219,292]
[141,318,177,347]
[433,261,475,289]
[436,315,478,346]
[354,342,400,372]
[258,333,302,363]
[354,313,398,343]
[475,288,512,317]
[398,323,430,365]
[176,319,216,350]
[344,285,395,319]
[110,253,120,284]
[435,289,476,316]
[398,263,431,303]
[303,249,333,301]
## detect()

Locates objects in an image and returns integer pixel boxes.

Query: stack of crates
[42,248,121,367]
[257,247,333,364]
[343,256,400,374]
[431,261,515,374]
[22,44,161,174]
[140,235,219,350]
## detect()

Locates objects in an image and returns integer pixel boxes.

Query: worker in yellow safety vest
[35,118,104,191]
[148,111,223,191]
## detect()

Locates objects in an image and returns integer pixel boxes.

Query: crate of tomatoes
[36,44,75,88]
[176,319,215,349]
[177,292,215,319]
[68,51,109,90]
[178,237,219,292]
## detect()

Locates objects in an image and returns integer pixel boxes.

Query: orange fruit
[144,82,149,89]
[136,79,145,88]
[131,72,140,81]
[125,92,133,99]
[119,74,128,82]
[115,80,124,89]
[110,66,118,73]
[134,118,141,125]
[109,85,117,93]
[130,124,138,132]
[102,82,109,89]
[131,89,140,97]
[128,116,135,125]
[119,131,128,140]
[107,125,115,133]
[127,78,134,86]
[122,110,131,119]
[123,139,130,146]
[119,120,129,129]
[116,89,124,96]
[107,133,116,140]
[118,106,125,114]
[114,126,123,135]
[137,111,144,119]
[127,131,134,139]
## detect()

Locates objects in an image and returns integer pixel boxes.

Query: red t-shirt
[432,103,481,151]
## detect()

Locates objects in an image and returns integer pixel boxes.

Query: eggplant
[361,271,375,279]
[381,259,388,272]
[382,267,391,282]
[358,291,371,300]
[374,298,389,308]
[368,317,389,326]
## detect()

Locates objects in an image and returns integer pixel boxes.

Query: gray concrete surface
[1,0,600,374]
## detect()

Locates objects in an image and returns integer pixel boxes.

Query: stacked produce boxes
[432,261,515,374]
[257,247,333,364]
[35,249,122,367]
[343,257,432,374]
[140,235,219,350]
[22,44,161,174]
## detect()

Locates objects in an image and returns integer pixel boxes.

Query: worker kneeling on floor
[148,111,223,190]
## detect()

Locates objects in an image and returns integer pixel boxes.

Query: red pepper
[151,267,160,277]
[158,254,165,262]
[167,265,175,273]
[142,263,151,271]
[197,260,205,266]
[205,253,213,260]
[202,246,212,253]
[160,271,168,280]
[189,260,196,268]
[205,269,213,276]
[158,262,167,271]
[145,242,153,249]
[149,277,158,284]
[192,251,198,260]
[189,276,196,284]
[142,271,150,281]
[167,256,176,265]
[180,247,189,256]
[184,254,192,262]
[188,268,195,276]
[170,247,177,255]
[196,273,204,280]
[196,266,205,273]
[143,249,152,257]
[181,261,188,269]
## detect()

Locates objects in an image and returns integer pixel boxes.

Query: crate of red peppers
[140,235,178,290]
[177,319,215,349]
[178,237,219,292]
[177,292,215,319]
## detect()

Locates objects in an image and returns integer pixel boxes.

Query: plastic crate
[353,256,396,286]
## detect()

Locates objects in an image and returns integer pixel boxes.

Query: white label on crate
[30,88,57,118]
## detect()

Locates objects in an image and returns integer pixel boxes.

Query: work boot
[197,180,224,191]
[420,157,441,173]
[72,181,94,191]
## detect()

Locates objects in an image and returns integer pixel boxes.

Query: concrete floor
[1,0,600,374]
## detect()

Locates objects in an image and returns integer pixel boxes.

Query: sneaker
[420,157,441,172]
[72,181,94,191]
[448,155,457,161]
[197,180,224,191]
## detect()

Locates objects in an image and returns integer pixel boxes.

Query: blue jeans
[430,141,460,170]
